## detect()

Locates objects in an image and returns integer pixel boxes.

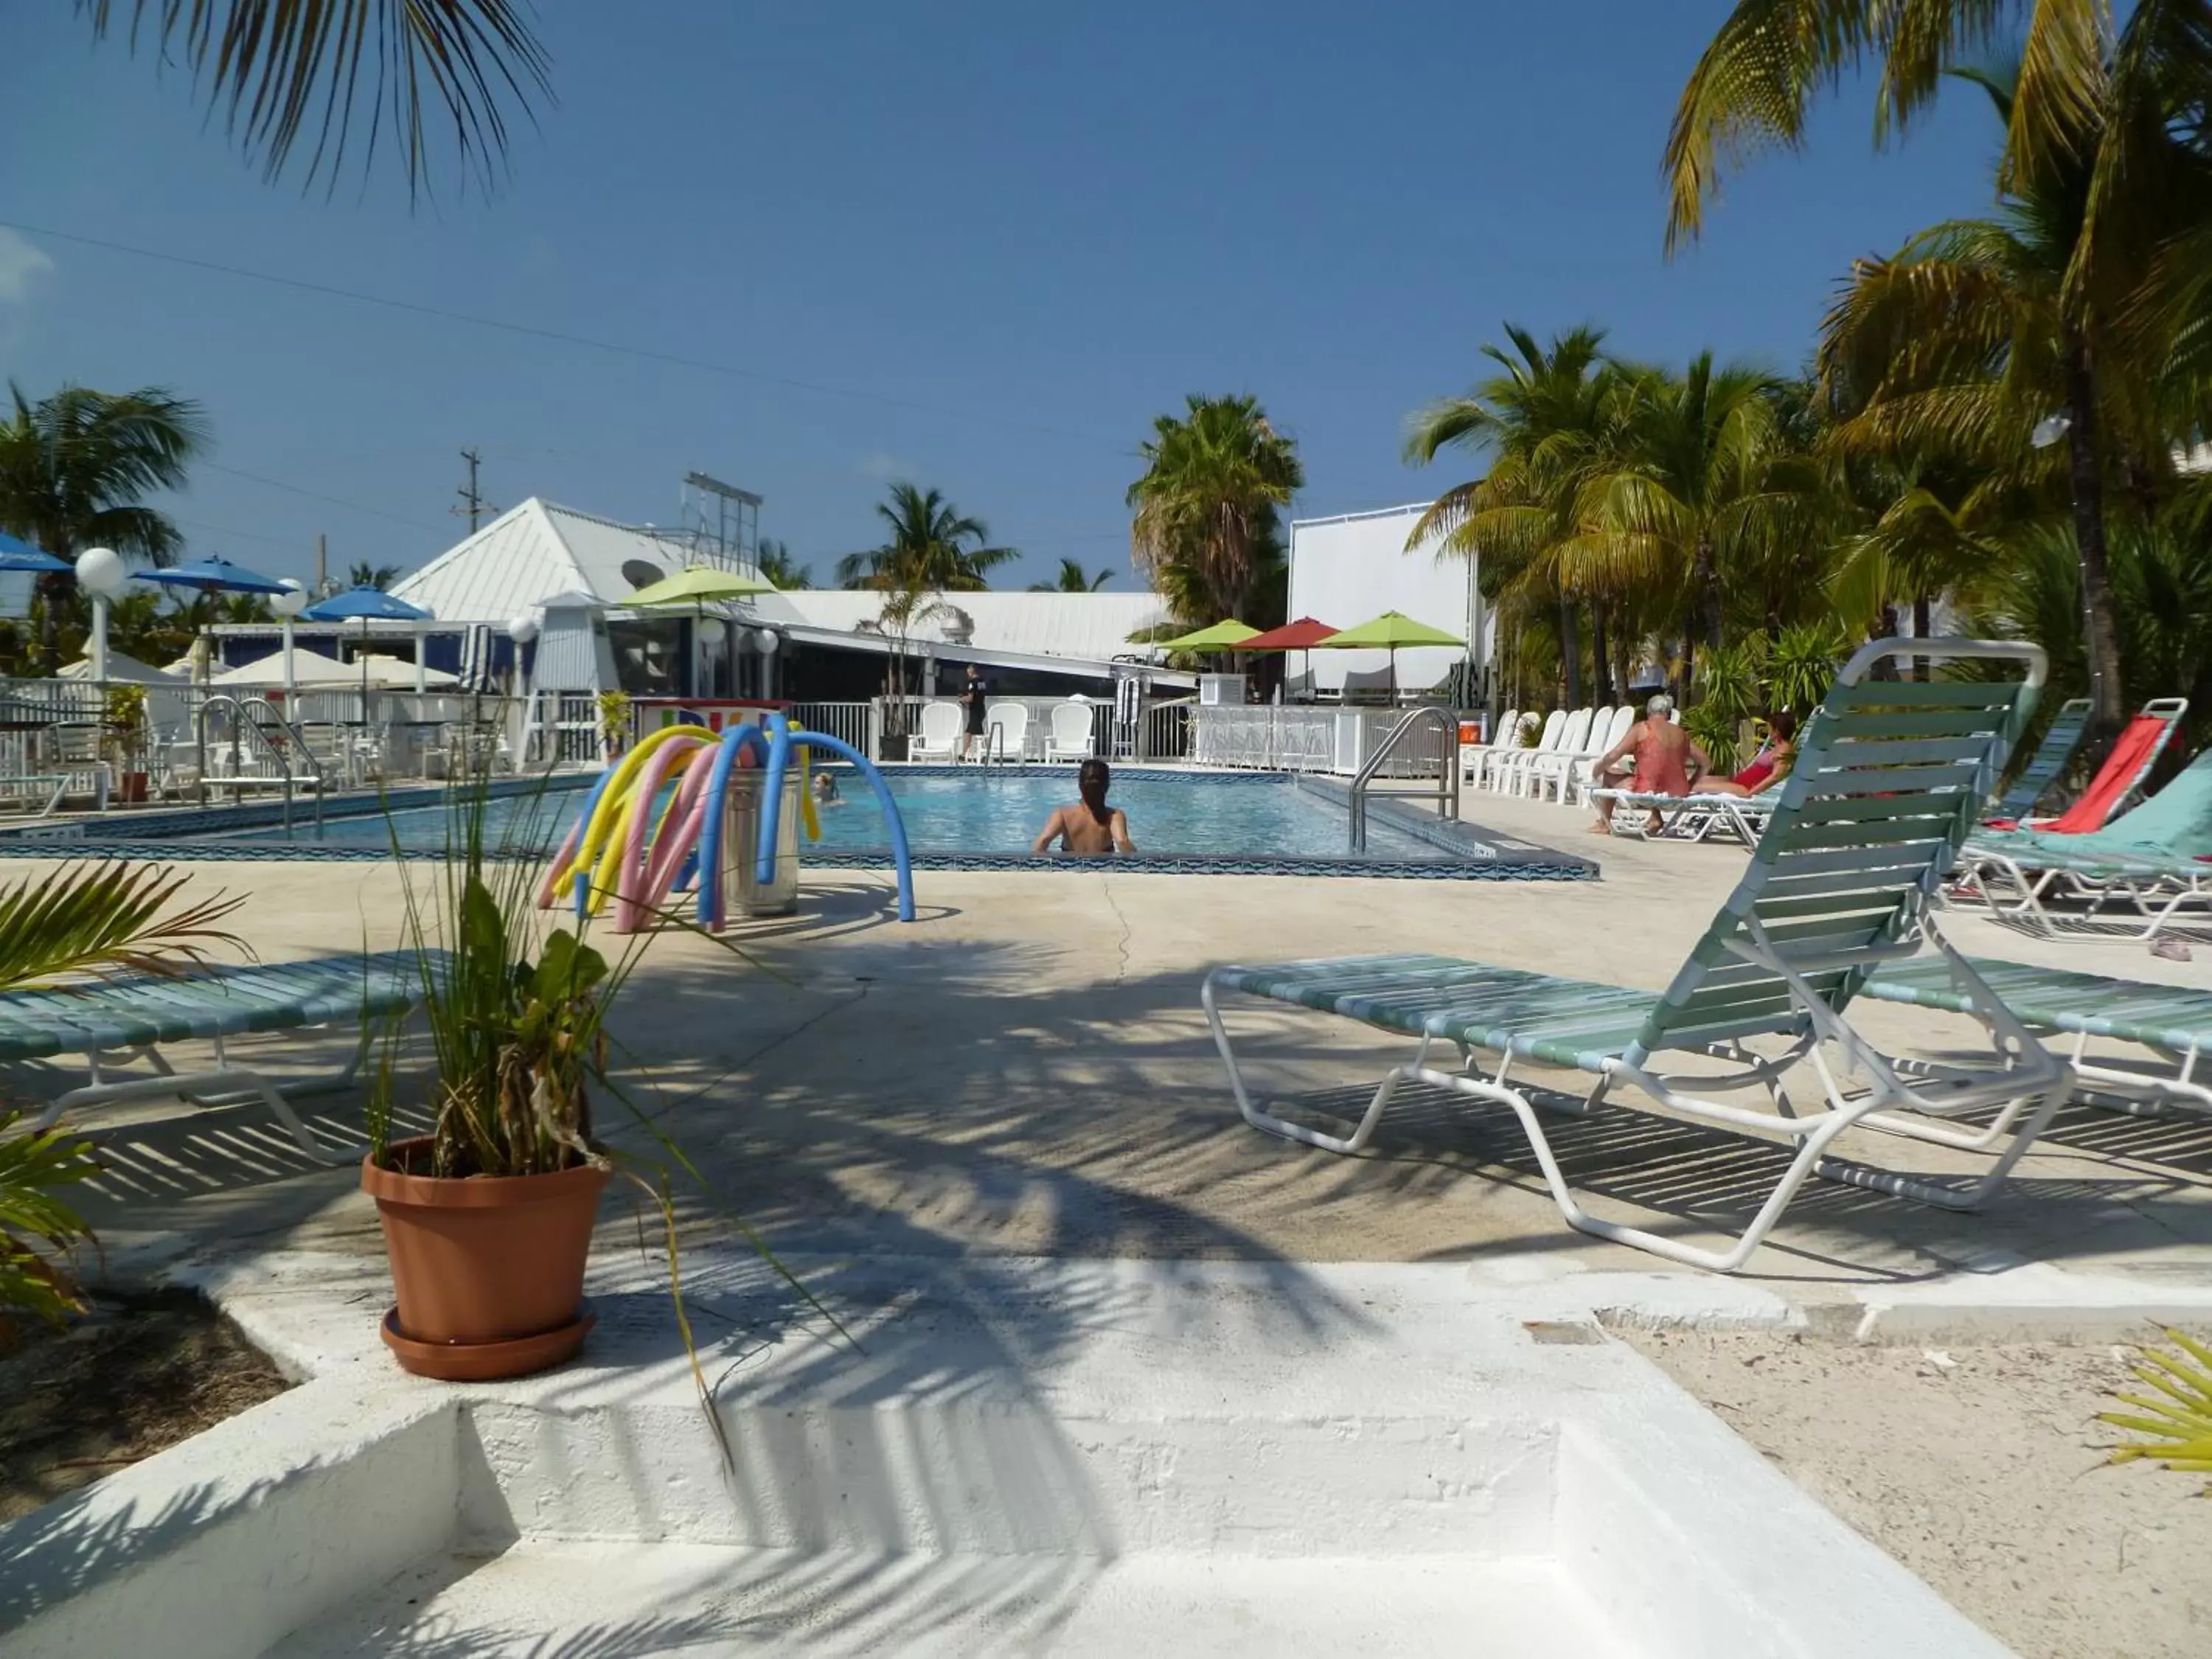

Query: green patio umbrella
[625,564,775,698]
[1155,618,1259,652]
[1317,610,1464,696]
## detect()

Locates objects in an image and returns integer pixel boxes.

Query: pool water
[198,768,1447,861]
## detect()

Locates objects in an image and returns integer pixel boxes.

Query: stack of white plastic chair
[1566,704,1638,807]
[1476,710,1540,790]
[1495,709,1568,796]
[1458,707,1519,784]
[1527,706,1606,803]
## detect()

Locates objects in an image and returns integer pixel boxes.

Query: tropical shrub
[2099,1329,2212,1494]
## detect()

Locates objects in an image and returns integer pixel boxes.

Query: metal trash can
[720,768,801,917]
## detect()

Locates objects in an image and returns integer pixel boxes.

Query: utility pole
[452,448,495,533]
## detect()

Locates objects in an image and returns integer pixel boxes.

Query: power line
[5,218,1130,447]
[198,461,446,533]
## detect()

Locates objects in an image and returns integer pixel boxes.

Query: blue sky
[0,1,2000,594]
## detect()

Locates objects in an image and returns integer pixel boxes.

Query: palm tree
[836,483,1016,592]
[78,1,552,201]
[347,560,405,588]
[1127,394,1304,626]
[0,383,209,670]
[1029,558,1113,593]
[1404,325,1621,706]
[755,538,810,590]
[1565,354,1819,694]
[1815,64,2166,732]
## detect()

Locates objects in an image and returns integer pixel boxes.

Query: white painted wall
[1287,504,1485,695]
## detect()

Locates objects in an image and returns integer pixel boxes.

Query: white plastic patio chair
[911,700,963,762]
[1046,700,1094,762]
[1458,708,1519,783]
[1527,706,1607,804]
[1568,706,1638,807]
[1498,708,1573,796]
[984,700,1029,762]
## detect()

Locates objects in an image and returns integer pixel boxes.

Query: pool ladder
[195,694,327,835]
[1348,705,1459,851]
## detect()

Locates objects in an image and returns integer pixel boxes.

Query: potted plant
[596,690,633,761]
[360,785,636,1380]
[102,684,150,804]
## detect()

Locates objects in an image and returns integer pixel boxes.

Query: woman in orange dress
[1589,695,1708,835]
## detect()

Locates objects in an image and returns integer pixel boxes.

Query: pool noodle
[755,716,916,924]
[611,734,711,931]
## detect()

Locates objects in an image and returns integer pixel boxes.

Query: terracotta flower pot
[361,1135,611,1379]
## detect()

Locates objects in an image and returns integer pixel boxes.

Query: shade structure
[1156,619,1259,652]
[134,554,291,596]
[1236,617,1340,702]
[1316,610,1465,696]
[299,585,437,700]
[59,650,182,684]
[622,564,773,609]
[1237,617,1340,652]
[0,529,70,574]
[301,585,433,624]
[215,650,456,689]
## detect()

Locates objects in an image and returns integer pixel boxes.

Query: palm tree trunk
[1911,593,1933,683]
[1591,599,1613,704]
[1680,631,1694,703]
[2063,337,2127,741]
[1559,599,1581,706]
[1691,540,1722,653]
[35,570,69,673]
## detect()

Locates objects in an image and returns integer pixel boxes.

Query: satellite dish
[621,558,667,590]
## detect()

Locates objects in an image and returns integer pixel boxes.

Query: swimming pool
[0,767,1596,881]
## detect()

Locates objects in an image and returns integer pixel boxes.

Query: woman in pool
[1032,758,1137,855]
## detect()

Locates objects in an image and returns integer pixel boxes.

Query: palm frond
[0,863,248,992]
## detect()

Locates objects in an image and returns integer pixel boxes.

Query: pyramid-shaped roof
[390,498,758,624]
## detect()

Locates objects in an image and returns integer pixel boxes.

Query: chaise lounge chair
[1202,637,2072,1273]
[1985,697,2091,824]
[1980,696,2187,832]
[1866,954,2212,1119]
[1587,779,1784,846]
[0,951,434,1165]
[1951,745,2212,938]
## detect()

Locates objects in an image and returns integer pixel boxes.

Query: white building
[1286,503,1488,699]
[384,498,1180,705]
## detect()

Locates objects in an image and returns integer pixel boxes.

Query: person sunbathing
[1032,758,1137,855]
[1691,709,1795,798]
[1590,695,1709,835]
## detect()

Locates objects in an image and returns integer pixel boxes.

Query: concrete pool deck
[9,787,2212,1653]
[29,787,2212,1312]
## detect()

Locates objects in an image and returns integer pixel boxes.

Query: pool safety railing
[195,693,327,833]
[1347,705,1458,851]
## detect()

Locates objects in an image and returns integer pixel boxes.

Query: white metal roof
[389,498,757,624]
[757,588,1169,667]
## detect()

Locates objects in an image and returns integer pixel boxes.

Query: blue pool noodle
[757,712,917,924]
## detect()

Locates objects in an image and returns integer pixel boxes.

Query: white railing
[1175,703,1459,776]
[788,700,873,754]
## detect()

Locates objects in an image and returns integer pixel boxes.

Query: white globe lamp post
[74,548,128,683]
[271,578,310,701]
[507,614,540,761]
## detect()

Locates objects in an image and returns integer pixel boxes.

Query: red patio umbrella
[1235,616,1339,700]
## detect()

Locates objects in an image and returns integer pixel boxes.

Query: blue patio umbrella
[302,584,434,699]
[0,529,72,574]
[134,554,293,681]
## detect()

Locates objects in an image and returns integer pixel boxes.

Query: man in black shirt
[959,664,990,762]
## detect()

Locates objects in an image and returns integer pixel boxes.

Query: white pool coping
[0,1252,2029,1658]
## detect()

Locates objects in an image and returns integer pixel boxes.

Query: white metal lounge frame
[4,953,435,1166]
[1949,844,2212,940]
[1203,637,2073,1273]
[1587,784,1780,846]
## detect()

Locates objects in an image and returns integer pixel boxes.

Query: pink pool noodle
[622,744,721,932]
[611,735,709,932]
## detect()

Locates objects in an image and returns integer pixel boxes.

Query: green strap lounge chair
[1866,955,2212,1118]
[1203,638,2073,1274]
[0,951,434,1165]
[1986,697,2091,824]
[1952,745,2212,938]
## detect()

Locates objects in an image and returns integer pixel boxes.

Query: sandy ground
[1624,1327,2212,1659]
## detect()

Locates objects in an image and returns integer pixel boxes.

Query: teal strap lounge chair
[1953,745,2212,936]
[0,951,434,1165]
[1866,955,2212,1118]
[1986,697,2091,824]
[1204,638,2073,1273]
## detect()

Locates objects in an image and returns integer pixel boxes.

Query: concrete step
[269,1542,1623,1658]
